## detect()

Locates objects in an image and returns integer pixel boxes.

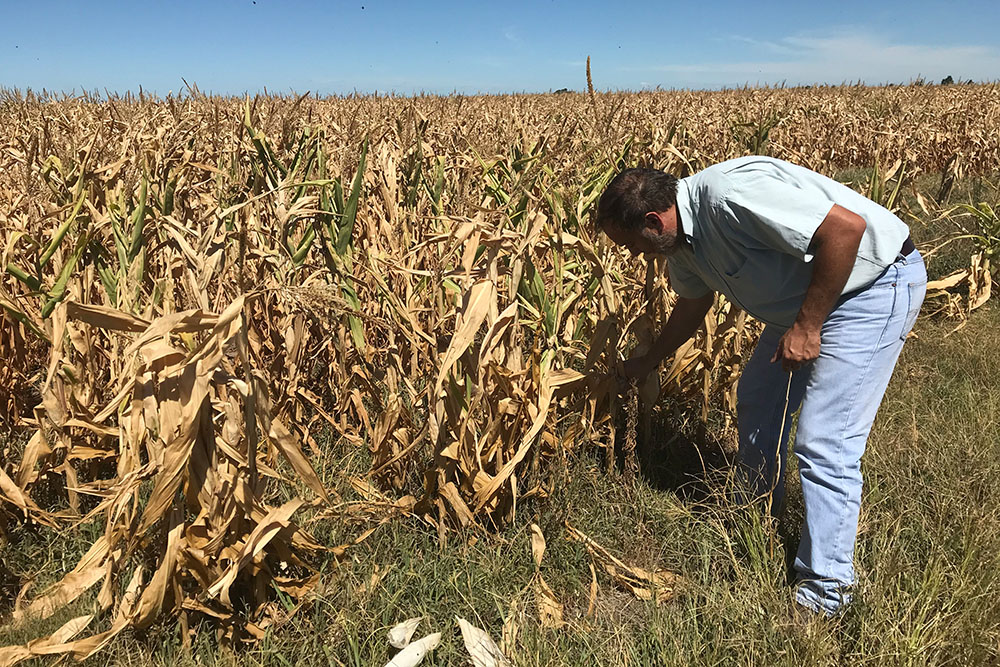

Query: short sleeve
[666,253,712,299]
[723,171,835,261]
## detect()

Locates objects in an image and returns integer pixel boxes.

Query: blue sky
[2,0,998,95]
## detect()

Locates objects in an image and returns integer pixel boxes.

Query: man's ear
[643,211,662,232]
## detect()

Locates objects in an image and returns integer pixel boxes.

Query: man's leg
[737,325,809,511]
[793,253,926,614]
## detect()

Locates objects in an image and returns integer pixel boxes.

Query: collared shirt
[666,156,910,328]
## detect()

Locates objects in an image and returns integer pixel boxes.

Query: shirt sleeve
[666,254,712,299]
[722,170,836,261]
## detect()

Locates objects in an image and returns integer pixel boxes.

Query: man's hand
[771,322,821,372]
[610,292,715,393]
[614,354,656,393]
[620,354,656,386]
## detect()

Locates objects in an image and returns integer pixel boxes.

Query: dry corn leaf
[387,616,423,649]
[501,601,521,657]
[927,269,970,292]
[429,279,496,446]
[969,253,991,311]
[262,415,330,502]
[0,614,93,667]
[11,536,108,625]
[534,575,565,629]
[385,632,442,667]
[207,499,304,605]
[66,301,150,332]
[566,523,681,604]
[0,467,57,529]
[529,523,546,567]
[456,616,512,667]
[472,351,558,512]
[586,561,599,619]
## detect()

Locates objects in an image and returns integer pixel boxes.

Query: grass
[3,300,999,666]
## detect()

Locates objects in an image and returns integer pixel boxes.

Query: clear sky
[2,0,998,96]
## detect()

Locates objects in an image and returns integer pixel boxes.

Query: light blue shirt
[666,156,910,328]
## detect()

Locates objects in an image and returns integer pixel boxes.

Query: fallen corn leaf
[566,522,681,604]
[385,632,441,667]
[529,523,546,567]
[387,616,423,649]
[456,617,512,667]
[534,575,564,629]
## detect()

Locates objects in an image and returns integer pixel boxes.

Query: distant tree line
[928,75,977,86]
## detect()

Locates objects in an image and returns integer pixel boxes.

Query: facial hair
[647,227,681,256]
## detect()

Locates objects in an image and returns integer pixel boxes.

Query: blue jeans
[736,249,927,615]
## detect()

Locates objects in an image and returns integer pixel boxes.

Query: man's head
[595,168,682,257]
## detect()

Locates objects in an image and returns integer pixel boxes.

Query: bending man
[595,156,927,616]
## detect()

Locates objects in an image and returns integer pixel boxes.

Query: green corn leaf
[314,216,342,278]
[96,255,119,306]
[127,177,148,263]
[573,311,588,340]
[332,177,345,219]
[347,315,364,350]
[887,164,905,209]
[39,188,87,270]
[243,102,285,187]
[341,279,365,349]
[6,263,41,292]
[263,138,286,182]
[109,207,128,268]
[316,134,327,178]
[41,233,88,318]
[291,224,317,266]
[0,299,47,342]
[162,174,177,216]
[867,162,882,204]
[426,155,445,216]
[335,140,369,256]
[289,130,309,177]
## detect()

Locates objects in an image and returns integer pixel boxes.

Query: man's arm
[772,203,866,371]
[623,291,716,379]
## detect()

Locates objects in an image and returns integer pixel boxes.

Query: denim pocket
[899,280,927,341]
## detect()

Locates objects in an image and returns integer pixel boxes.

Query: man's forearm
[794,205,867,332]
[648,293,715,365]
[773,205,867,370]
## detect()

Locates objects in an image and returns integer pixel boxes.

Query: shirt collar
[677,178,698,239]
[675,177,697,240]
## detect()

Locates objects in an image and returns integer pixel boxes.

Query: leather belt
[900,236,915,256]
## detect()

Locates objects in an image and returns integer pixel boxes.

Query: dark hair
[595,168,678,232]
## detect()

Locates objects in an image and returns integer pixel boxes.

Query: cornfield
[1,83,997,662]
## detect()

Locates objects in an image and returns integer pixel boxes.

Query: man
[595,156,927,616]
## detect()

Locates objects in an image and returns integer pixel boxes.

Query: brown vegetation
[0,84,996,662]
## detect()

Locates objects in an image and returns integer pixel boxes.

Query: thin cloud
[502,27,522,46]
[724,35,802,57]
[626,31,1000,86]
